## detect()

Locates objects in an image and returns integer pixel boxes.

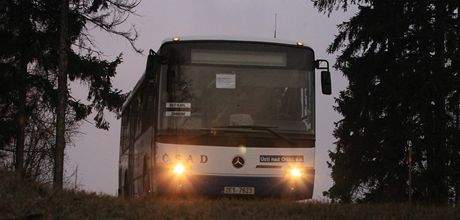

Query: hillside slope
[0,170,458,220]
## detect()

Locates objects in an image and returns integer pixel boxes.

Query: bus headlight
[172,164,185,175]
[290,168,302,178]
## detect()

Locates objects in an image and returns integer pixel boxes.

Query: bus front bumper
[156,169,314,199]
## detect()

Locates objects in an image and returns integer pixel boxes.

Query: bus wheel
[142,156,150,196]
[149,166,160,197]
[123,171,129,197]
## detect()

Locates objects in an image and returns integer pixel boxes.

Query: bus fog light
[173,164,185,175]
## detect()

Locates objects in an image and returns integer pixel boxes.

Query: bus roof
[161,36,311,48]
[120,37,313,114]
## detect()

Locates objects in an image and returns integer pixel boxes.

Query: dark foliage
[314,0,460,203]
[0,0,137,181]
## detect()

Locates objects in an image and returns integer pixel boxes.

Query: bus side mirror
[315,59,332,95]
[321,71,332,95]
[145,49,161,80]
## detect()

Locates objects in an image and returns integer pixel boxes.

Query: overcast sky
[67,0,353,199]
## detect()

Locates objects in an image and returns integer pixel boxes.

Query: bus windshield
[158,42,315,138]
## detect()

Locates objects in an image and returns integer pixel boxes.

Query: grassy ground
[1,171,459,220]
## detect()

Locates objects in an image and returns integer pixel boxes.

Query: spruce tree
[0,0,137,187]
[314,0,459,203]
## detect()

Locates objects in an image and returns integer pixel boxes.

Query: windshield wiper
[214,125,295,145]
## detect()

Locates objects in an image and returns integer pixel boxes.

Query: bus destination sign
[259,155,304,163]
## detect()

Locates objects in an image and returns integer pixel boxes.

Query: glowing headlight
[173,164,185,175]
[290,168,302,177]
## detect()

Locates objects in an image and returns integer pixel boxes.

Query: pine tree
[314,0,460,203]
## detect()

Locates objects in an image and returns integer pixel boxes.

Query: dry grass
[1,170,459,220]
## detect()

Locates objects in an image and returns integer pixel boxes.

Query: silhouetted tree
[0,87,80,184]
[53,0,139,189]
[314,0,459,203]
[0,0,138,188]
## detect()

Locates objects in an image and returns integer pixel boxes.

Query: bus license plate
[223,186,255,195]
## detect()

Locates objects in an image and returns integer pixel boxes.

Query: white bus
[118,37,331,199]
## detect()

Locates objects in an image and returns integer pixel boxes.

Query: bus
[118,37,331,199]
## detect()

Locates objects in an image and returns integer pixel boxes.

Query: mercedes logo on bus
[232,156,245,168]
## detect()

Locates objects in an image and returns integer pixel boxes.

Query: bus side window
[135,95,142,138]
[129,101,137,142]
[121,111,129,153]
[142,84,154,132]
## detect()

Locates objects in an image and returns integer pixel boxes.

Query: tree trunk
[54,0,69,190]
[455,3,460,206]
[455,77,460,205]
[431,1,449,204]
[15,57,27,178]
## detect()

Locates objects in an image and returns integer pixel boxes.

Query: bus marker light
[172,37,181,42]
